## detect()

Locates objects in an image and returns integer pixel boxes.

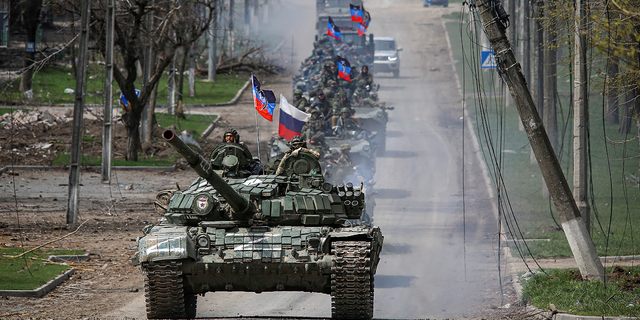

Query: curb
[0,268,76,298]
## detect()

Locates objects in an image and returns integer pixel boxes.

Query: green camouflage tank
[132,130,383,319]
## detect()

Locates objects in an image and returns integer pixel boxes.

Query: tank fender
[134,226,196,264]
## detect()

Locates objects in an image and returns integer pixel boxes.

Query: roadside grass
[155,112,218,138]
[445,20,640,258]
[0,64,246,106]
[522,267,640,317]
[51,153,175,167]
[0,248,84,290]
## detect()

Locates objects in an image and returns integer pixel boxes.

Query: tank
[133,130,384,319]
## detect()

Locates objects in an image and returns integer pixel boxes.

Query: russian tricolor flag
[252,74,275,122]
[337,56,352,82]
[327,17,341,40]
[278,94,309,141]
[350,4,364,24]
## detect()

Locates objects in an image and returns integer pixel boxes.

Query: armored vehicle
[352,105,388,154]
[133,130,384,319]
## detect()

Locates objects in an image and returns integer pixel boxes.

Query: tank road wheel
[143,261,195,319]
[330,241,374,320]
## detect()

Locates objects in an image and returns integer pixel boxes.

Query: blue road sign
[481,50,497,69]
[26,42,35,52]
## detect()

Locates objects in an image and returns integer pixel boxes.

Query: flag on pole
[336,56,352,81]
[361,4,371,28]
[327,17,342,40]
[357,22,366,36]
[350,4,364,24]
[251,74,275,121]
[278,94,309,141]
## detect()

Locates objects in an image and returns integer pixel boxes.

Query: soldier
[352,79,386,108]
[315,89,332,118]
[275,135,320,175]
[210,128,262,176]
[337,144,352,166]
[334,108,361,138]
[307,132,330,157]
[293,89,310,112]
[301,109,329,140]
[354,65,374,87]
[320,61,339,88]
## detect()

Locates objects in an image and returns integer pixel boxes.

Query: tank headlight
[388,56,398,61]
[197,235,210,248]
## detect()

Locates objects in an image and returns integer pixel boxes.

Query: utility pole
[229,0,235,59]
[188,49,196,97]
[244,0,250,37]
[167,54,176,115]
[208,2,218,81]
[102,0,114,184]
[573,0,590,232]
[472,0,605,281]
[67,0,90,225]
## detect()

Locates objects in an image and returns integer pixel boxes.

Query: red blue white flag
[327,17,342,40]
[357,22,366,36]
[336,56,352,81]
[278,94,309,141]
[350,4,364,24]
[252,74,275,122]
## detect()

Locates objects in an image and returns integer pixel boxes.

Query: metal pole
[208,2,218,81]
[102,0,114,184]
[573,0,590,232]
[68,0,91,225]
[474,0,605,281]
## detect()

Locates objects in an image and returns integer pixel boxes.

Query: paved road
[107,0,506,318]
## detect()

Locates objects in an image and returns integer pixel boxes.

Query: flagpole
[254,108,261,161]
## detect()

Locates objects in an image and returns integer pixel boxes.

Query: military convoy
[133,130,384,319]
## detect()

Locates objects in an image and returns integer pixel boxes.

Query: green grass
[522,267,640,317]
[156,112,218,138]
[0,64,247,105]
[0,248,84,290]
[445,19,640,258]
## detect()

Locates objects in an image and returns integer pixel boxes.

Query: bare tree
[63,0,215,161]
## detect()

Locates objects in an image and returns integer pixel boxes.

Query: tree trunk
[606,60,619,125]
[619,93,633,135]
[122,111,141,161]
[18,0,43,92]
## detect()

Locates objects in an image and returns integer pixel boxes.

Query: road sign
[481,50,496,69]
[26,42,34,52]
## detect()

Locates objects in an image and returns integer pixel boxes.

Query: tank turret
[163,129,255,220]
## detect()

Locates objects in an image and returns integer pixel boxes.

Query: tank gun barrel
[162,130,255,219]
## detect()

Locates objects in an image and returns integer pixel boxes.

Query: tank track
[331,241,374,320]
[142,260,196,319]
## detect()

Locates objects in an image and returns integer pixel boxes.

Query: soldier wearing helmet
[354,65,374,87]
[209,128,262,176]
[320,61,339,89]
[337,143,352,166]
[301,109,328,141]
[334,107,361,138]
[293,89,310,112]
[353,79,386,108]
[275,135,320,175]
[315,89,332,117]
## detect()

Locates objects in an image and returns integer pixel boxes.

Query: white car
[373,37,402,78]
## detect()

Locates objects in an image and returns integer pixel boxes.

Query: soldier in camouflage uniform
[354,65,374,87]
[307,132,330,158]
[275,135,320,175]
[301,109,329,141]
[334,108,362,138]
[352,79,386,108]
[293,89,310,112]
[320,61,339,89]
[315,90,332,118]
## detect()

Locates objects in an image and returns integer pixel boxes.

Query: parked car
[424,0,449,7]
[373,37,402,78]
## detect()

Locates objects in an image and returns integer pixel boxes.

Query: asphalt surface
[106,0,506,318]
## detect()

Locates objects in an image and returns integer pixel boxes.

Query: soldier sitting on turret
[275,135,320,175]
[301,109,329,141]
[210,128,263,177]
[334,108,362,139]
[293,89,310,112]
